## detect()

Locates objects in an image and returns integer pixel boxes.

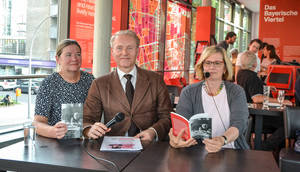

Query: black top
[35,71,94,126]
[237,69,264,103]
[217,40,229,50]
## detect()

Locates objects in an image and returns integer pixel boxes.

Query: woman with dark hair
[34,39,94,139]
[260,44,281,77]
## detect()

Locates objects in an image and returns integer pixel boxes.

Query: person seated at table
[168,46,249,153]
[83,30,172,143]
[259,44,281,81]
[236,51,290,105]
[34,39,94,139]
[235,39,262,82]
[236,51,291,151]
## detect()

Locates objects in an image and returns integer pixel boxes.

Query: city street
[0,90,36,104]
[0,90,36,127]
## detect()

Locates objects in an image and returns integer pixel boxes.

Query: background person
[236,51,290,105]
[229,48,238,82]
[216,32,237,51]
[1,94,12,106]
[236,51,291,151]
[169,46,249,153]
[83,30,172,143]
[235,39,263,82]
[34,39,94,139]
[259,44,281,80]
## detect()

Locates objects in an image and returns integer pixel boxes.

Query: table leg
[254,115,263,150]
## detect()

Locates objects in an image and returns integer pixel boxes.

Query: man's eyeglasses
[203,61,224,67]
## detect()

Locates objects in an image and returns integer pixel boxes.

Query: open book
[100,136,143,151]
[61,103,83,139]
[171,112,212,140]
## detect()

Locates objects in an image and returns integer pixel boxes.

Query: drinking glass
[263,86,270,109]
[277,90,285,109]
[23,120,36,149]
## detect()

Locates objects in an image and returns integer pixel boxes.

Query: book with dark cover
[61,103,83,139]
[171,112,212,141]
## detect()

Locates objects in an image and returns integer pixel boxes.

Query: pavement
[0,103,35,127]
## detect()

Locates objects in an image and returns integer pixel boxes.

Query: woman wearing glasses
[34,39,94,139]
[169,46,249,153]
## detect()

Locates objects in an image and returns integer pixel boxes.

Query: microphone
[204,72,210,78]
[105,112,125,128]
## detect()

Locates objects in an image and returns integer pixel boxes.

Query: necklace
[204,81,224,96]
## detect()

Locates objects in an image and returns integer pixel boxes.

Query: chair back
[245,116,253,146]
[166,85,181,108]
[283,106,300,148]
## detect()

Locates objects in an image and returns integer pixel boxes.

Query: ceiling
[237,0,260,13]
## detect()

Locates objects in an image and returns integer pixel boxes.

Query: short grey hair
[230,48,238,55]
[110,30,140,48]
[240,51,257,70]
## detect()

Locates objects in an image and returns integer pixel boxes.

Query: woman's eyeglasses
[203,61,224,67]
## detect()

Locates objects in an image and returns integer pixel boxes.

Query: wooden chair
[283,106,300,148]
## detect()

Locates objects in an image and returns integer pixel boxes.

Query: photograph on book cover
[190,116,212,141]
[61,103,83,139]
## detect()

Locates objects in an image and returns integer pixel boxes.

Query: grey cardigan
[176,81,249,149]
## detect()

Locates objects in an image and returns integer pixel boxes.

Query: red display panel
[128,0,161,71]
[163,1,191,86]
[266,65,300,98]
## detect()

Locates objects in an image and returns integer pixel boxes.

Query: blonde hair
[240,51,257,70]
[56,39,81,58]
[110,30,140,48]
[195,46,233,81]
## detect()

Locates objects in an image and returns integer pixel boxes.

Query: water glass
[23,120,36,148]
[263,86,270,109]
[277,90,285,109]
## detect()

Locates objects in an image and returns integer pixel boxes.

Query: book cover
[100,136,143,151]
[171,112,212,141]
[61,103,83,139]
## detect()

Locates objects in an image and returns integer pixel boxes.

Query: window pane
[215,20,219,43]
[211,0,219,18]
[233,28,240,49]
[242,31,249,51]
[243,10,249,30]
[234,5,241,27]
[224,1,231,22]
[0,0,58,127]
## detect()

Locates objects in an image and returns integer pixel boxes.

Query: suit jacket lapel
[131,67,150,113]
[109,71,131,113]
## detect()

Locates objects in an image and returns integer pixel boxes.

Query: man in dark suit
[83,30,172,142]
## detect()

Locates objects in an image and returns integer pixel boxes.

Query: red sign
[69,0,95,71]
[259,0,300,62]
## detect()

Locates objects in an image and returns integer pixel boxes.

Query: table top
[248,103,284,116]
[124,142,279,172]
[0,136,140,172]
[0,136,280,172]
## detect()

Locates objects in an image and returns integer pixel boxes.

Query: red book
[170,112,212,141]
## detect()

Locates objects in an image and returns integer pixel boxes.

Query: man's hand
[135,128,156,142]
[51,122,67,139]
[169,128,197,148]
[86,122,111,139]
